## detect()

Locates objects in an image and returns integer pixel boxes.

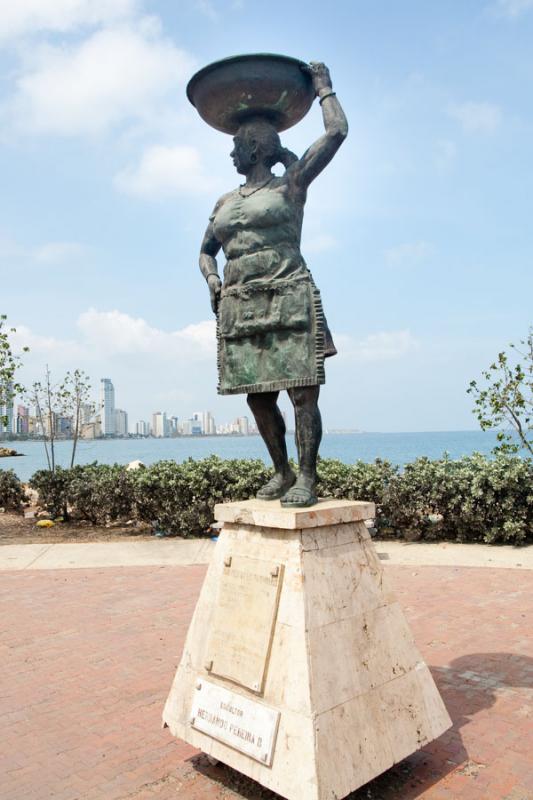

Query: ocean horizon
[0,430,522,483]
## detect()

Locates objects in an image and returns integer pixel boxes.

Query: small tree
[58,369,93,468]
[0,315,29,430]
[468,328,532,457]
[29,366,59,472]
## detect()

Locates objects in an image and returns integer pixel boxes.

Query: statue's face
[230,133,255,175]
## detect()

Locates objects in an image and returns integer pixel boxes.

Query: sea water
[0,430,512,483]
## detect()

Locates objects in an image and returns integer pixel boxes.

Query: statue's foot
[257,470,296,501]
[280,476,318,508]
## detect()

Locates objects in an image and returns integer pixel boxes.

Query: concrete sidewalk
[0,537,531,570]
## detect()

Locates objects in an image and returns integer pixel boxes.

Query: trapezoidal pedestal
[163,498,451,800]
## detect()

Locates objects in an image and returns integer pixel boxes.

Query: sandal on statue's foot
[280,484,318,508]
[257,470,296,501]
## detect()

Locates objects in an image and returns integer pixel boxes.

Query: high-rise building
[81,403,94,425]
[16,405,29,435]
[114,409,128,437]
[56,416,72,435]
[237,416,249,436]
[135,420,150,436]
[152,411,168,438]
[0,381,14,435]
[204,411,216,435]
[193,410,216,435]
[169,416,179,436]
[100,378,115,436]
[180,419,192,436]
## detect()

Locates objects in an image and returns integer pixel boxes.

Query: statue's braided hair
[238,117,298,170]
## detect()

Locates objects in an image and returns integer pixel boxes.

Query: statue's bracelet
[319,90,336,105]
[205,272,220,282]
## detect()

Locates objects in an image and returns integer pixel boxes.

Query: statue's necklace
[238,176,274,198]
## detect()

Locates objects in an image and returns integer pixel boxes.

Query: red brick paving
[0,563,532,800]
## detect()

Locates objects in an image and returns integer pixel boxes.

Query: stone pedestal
[163,499,451,800]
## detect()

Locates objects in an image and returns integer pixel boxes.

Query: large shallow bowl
[186,53,315,134]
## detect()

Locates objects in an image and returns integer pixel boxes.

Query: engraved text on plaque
[191,679,280,765]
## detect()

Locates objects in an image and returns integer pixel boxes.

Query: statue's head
[230,116,292,175]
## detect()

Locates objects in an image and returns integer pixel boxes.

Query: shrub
[0,469,27,512]
[380,453,533,545]
[132,456,271,536]
[27,454,532,544]
[30,467,71,518]
[67,464,136,525]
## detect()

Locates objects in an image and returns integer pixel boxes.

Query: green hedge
[0,468,27,512]
[25,454,533,544]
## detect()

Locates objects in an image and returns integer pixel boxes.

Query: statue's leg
[247,392,296,499]
[281,385,322,507]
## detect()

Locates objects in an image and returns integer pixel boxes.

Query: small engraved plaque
[191,679,280,765]
[206,555,284,693]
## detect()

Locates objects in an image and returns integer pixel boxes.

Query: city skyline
[0,375,259,439]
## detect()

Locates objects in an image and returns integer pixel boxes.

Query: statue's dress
[211,176,336,395]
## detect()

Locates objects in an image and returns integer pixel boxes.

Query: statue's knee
[290,386,319,410]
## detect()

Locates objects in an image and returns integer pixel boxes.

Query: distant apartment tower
[237,416,249,436]
[100,379,115,436]
[81,403,94,425]
[193,411,215,435]
[180,419,192,436]
[152,412,168,438]
[135,420,150,436]
[0,381,14,434]
[16,405,29,435]
[114,409,128,437]
[203,411,216,435]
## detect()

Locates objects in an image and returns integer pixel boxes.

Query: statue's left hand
[305,62,332,95]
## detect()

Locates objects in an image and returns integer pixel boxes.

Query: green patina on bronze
[210,177,331,394]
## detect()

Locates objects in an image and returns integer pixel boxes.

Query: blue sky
[1,0,532,432]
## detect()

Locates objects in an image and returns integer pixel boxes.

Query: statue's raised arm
[287,62,348,190]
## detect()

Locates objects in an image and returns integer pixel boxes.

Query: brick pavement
[0,563,532,800]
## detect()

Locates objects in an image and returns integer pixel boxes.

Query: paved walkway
[1,538,532,570]
[1,554,532,799]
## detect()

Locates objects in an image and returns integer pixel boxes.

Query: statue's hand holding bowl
[207,274,222,314]
[304,62,332,96]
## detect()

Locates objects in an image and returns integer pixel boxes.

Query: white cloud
[0,0,137,41]
[302,233,339,255]
[114,145,215,198]
[384,241,435,266]
[494,0,533,17]
[448,102,502,133]
[11,310,215,368]
[8,22,194,136]
[77,309,216,359]
[10,324,83,362]
[335,330,420,362]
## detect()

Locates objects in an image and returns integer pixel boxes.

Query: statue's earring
[250,152,258,163]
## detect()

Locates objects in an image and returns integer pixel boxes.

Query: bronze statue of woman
[198,61,348,507]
